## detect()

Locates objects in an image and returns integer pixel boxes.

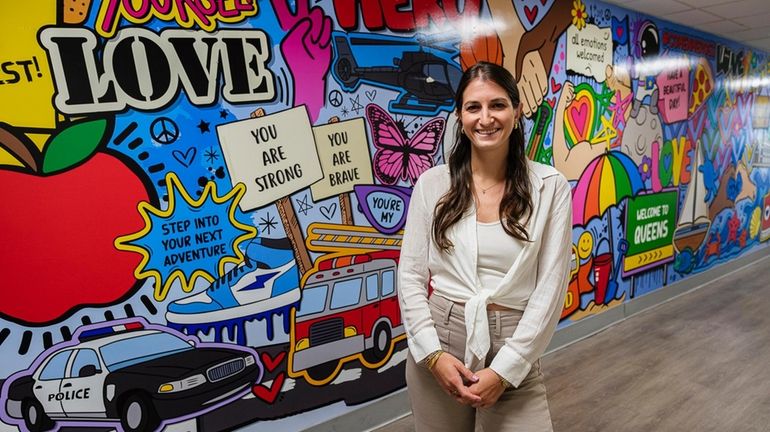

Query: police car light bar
[79,322,145,342]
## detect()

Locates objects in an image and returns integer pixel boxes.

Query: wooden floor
[374,255,770,432]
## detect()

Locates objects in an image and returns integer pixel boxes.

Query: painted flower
[639,155,652,182]
[572,0,588,30]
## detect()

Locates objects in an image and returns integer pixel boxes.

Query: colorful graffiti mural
[1,0,769,430]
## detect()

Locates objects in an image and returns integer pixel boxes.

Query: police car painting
[1,318,263,432]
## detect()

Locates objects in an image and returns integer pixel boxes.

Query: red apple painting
[0,120,156,325]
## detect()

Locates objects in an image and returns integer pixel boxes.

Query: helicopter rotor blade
[349,37,419,46]
[348,37,457,54]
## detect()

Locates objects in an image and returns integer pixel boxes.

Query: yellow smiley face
[577,231,593,260]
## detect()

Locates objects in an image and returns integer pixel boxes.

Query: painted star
[197,120,210,133]
[219,109,229,119]
[258,213,278,235]
[350,94,364,115]
[204,147,220,163]
[295,194,313,216]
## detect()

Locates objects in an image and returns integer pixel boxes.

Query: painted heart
[261,351,287,372]
[705,87,724,126]
[252,372,285,404]
[716,146,730,169]
[547,97,556,109]
[320,202,337,219]
[524,5,539,25]
[570,104,588,138]
[731,137,743,164]
[735,92,754,128]
[541,0,547,5]
[700,128,720,159]
[571,105,588,133]
[718,108,737,143]
[686,108,707,145]
[550,77,562,94]
[172,147,196,167]
[365,90,377,101]
[564,92,594,144]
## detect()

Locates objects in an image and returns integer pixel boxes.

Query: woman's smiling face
[458,77,520,154]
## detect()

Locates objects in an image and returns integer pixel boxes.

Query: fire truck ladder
[305,222,403,253]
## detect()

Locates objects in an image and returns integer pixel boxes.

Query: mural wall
[1,0,769,430]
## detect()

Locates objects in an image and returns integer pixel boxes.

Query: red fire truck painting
[289,250,405,384]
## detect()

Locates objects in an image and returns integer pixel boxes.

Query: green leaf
[42,119,108,174]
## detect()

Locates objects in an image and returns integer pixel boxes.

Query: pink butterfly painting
[365,104,445,185]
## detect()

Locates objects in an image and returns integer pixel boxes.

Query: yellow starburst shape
[116,172,257,301]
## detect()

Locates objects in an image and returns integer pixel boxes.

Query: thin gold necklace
[477,180,504,194]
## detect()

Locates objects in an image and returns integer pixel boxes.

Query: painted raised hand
[513,1,572,118]
[558,80,575,108]
[517,51,548,118]
[270,0,332,122]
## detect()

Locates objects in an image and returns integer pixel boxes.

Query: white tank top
[476,220,523,290]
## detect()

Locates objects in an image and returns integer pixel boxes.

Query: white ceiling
[604,0,770,52]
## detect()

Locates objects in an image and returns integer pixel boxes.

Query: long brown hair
[432,61,533,251]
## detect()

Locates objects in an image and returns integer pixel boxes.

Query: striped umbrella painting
[571,151,644,302]
[572,151,644,226]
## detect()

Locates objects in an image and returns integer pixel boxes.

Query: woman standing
[398,62,572,431]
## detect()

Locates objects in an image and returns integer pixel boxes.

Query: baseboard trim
[546,246,769,354]
[302,387,411,432]
[303,245,770,432]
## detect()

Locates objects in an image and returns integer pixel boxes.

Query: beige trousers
[405,295,554,432]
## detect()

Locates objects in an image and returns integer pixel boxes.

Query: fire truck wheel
[306,361,340,382]
[363,323,392,364]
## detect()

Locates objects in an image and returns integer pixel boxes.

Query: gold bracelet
[424,350,444,370]
[499,376,513,389]
[493,370,513,389]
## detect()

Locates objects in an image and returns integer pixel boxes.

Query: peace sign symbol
[150,117,180,145]
[329,90,343,107]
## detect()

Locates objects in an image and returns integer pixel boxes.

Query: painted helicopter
[331,32,462,115]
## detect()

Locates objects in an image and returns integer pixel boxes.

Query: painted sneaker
[166,237,300,329]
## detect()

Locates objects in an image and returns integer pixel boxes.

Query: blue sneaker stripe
[239,271,280,291]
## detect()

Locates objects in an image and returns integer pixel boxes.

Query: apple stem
[0,123,41,173]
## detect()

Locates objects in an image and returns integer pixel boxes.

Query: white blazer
[398,161,573,387]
